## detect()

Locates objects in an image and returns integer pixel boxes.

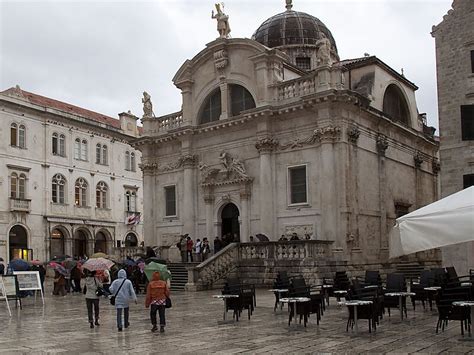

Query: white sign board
[0,275,18,297]
[0,279,12,317]
[12,271,44,305]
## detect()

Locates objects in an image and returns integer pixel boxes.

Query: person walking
[201,238,211,261]
[53,270,66,296]
[213,236,222,254]
[109,269,137,331]
[145,271,170,333]
[83,270,102,328]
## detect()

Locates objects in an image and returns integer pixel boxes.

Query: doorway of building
[95,232,107,253]
[125,233,138,247]
[9,225,29,260]
[74,230,87,258]
[221,203,240,241]
[50,228,65,257]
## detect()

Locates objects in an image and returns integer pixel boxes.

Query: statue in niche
[211,3,231,39]
[142,91,154,118]
[316,36,332,66]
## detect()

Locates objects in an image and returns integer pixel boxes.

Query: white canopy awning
[389,186,474,259]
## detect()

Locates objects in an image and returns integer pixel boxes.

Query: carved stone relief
[376,134,389,156]
[347,126,361,144]
[214,49,228,70]
[432,159,441,175]
[198,152,252,186]
[283,224,314,238]
[413,152,423,168]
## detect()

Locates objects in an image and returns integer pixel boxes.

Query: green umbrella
[144,262,171,281]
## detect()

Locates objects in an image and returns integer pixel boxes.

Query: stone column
[204,189,215,239]
[317,126,341,249]
[255,137,278,239]
[219,82,229,120]
[347,125,361,251]
[87,238,95,256]
[182,154,197,236]
[239,184,251,242]
[376,134,389,253]
[141,162,157,247]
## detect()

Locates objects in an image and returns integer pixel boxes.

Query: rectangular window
[461,105,474,140]
[289,165,307,204]
[296,57,311,71]
[164,185,176,216]
[463,174,474,189]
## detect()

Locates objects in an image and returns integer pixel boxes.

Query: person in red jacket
[145,271,170,332]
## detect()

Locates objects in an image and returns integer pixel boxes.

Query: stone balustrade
[186,240,334,290]
[157,111,183,132]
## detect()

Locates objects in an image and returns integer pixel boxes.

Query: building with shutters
[0,86,143,263]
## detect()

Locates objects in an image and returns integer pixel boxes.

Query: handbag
[165,297,172,309]
[110,279,126,306]
[94,278,104,297]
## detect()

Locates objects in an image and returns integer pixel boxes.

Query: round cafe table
[212,294,239,321]
[338,300,373,334]
[268,289,289,311]
[279,297,311,327]
[452,301,474,341]
[384,292,415,320]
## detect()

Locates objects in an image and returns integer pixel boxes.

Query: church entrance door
[221,203,240,241]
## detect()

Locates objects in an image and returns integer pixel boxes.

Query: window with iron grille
[289,165,307,204]
[164,185,176,217]
[296,57,311,70]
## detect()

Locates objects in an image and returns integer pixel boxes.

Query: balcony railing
[10,198,31,212]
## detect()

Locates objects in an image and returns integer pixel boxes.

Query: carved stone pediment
[158,154,197,172]
[199,152,252,186]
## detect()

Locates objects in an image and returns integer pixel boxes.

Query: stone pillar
[204,189,215,239]
[255,137,278,239]
[182,154,197,236]
[180,81,194,125]
[219,82,229,120]
[87,239,95,257]
[239,184,251,242]
[141,162,157,247]
[376,134,389,253]
[316,126,341,249]
[347,125,361,251]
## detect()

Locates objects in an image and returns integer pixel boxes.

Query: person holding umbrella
[109,269,137,332]
[83,270,102,328]
[145,271,170,333]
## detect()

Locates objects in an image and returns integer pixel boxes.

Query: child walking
[145,271,170,333]
[109,269,137,331]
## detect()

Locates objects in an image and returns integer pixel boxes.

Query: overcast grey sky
[1,0,452,129]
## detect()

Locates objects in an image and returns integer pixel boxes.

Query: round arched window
[199,89,221,124]
[382,84,410,126]
[125,233,138,247]
[230,85,255,116]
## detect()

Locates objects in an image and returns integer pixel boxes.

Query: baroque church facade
[0,86,143,263]
[136,3,439,264]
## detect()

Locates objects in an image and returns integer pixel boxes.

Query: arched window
[125,233,138,247]
[74,138,81,159]
[81,139,88,160]
[75,178,88,207]
[96,143,101,163]
[10,123,18,146]
[130,152,136,171]
[11,173,27,199]
[230,85,256,116]
[52,174,66,204]
[125,151,130,170]
[199,88,221,124]
[96,181,108,208]
[10,173,18,198]
[18,125,25,148]
[383,84,410,126]
[10,123,26,148]
[59,134,65,156]
[125,190,137,212]
[52,133,66,156]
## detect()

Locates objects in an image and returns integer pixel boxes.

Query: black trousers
[86,298,99,322]
[150,304,166,326]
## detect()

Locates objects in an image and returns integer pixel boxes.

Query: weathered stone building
[432,0,474,274]
[0,86,143,262]
[135,3,439,265]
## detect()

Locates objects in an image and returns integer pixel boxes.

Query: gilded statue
[212,3,231,39]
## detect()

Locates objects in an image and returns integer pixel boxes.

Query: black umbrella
[255,234,269,242]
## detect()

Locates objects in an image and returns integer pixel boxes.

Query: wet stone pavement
[0,286,473,354]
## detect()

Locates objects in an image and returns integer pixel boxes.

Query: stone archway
[73,229,88,259]
[125,232,138,247]
[220,203,240,241]
[50,227,66,257]
[9,224,29,260]
[94,232,107,253]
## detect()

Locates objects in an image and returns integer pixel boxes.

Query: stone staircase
[168,263,197,291]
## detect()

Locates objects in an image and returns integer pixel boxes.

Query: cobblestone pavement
[0,287,473,354]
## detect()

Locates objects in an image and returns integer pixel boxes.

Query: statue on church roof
[316,35,333,66]
[142,91,154,118]
[212,3,231,39]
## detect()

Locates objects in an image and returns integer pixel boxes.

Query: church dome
[252,8,338,55]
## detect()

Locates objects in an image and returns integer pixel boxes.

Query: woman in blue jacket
[109,269,137,331]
